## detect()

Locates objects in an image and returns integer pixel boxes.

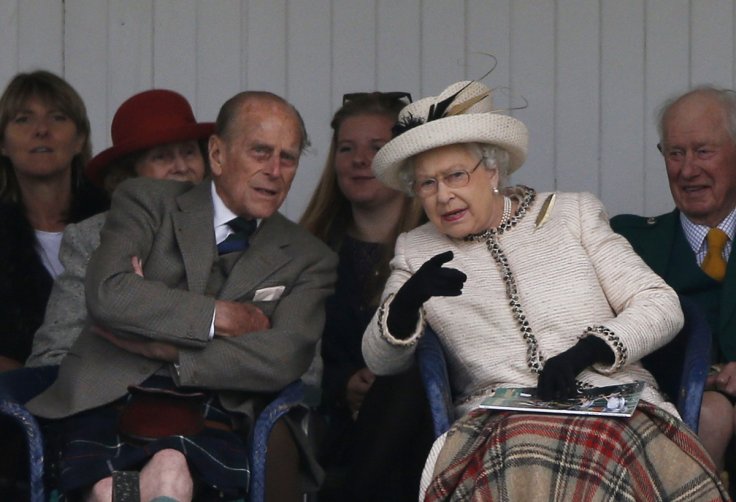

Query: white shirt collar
[210,181,260,244]
[680,205,736,261]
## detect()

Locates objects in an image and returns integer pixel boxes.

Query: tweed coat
[27,177,337,420]
[612,209,736,362]
[363,188,683,417]
[26,212,107,368]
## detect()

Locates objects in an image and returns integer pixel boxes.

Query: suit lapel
[219,213,292,301]
[173,181,217,294]
[637,210,679,279]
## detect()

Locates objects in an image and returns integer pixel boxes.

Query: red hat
[86,89,214,186]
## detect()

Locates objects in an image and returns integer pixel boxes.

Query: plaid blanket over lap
[425,402,730,502]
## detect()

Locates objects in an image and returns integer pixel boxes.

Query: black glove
[387,251,466,339]
[537,336,614,401]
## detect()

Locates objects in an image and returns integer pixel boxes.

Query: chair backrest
[0,400,44,502]
[418,295,711,437]
[641,296,711,432]
[416,327,454,438]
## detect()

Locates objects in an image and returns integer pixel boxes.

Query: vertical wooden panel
[196,0,243,122]
[376,0,421,95]
[421,0,466,95]
[285,0,332,220]
[153,0,198,101]
[509,0,556,191]
[600,0,646,217]
[333,0,377,94]
[556,0,600,195]
[104,1,154,151]
[65,0,109,158]
[644,0,690,216]
[12,0,736,218]
[245,0,287,95]
[18,0,63,73]
[468,0,511,110]
[691,0,734,89]
[0,1,19,89]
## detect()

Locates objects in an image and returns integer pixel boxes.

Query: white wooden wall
[1,0,735,220]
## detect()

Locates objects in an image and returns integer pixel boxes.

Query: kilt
[424,402,730,502]
[49,376,249,500]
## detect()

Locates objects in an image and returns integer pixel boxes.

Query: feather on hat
[372,80,528,193]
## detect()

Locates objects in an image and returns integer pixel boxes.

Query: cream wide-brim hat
[372,80,528,193]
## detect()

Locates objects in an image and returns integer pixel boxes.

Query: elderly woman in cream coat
[362,81,728,501]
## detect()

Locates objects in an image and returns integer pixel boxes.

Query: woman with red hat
[0,88,211,500]
[84,88,213,192]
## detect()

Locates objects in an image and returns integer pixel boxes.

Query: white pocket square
[253,286,285,302]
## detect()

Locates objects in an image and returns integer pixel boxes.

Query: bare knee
[700,391,734,436]
[699,391,734,470]
[85,476,112,502]
[140,448,193,501]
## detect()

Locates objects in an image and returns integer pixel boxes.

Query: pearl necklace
[500,195,511,229]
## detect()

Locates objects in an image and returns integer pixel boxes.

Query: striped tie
[217,217,257,255]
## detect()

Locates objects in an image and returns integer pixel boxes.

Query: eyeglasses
[342,91,413,106]
[412,157,485,198]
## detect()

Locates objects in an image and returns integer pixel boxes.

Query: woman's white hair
[398,143,511,196]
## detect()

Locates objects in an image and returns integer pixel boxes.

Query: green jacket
[611,210,736,361]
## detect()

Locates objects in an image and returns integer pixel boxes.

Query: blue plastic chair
[0,379,306,502]
[248,380,306,502]
[415,328,454,438]
[641,296,711,432]
[416,295,711,438]
[0,399,45,501]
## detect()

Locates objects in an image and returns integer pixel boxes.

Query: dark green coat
[611,210,736,361]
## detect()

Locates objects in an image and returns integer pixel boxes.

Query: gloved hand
[387,251,466,339]
[537,335,614,401]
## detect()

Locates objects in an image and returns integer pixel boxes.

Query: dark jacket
[0,179,108,364]
[611,210,736,361]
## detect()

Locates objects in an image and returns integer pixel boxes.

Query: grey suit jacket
[26,212,107,368]
[27,178,337,420]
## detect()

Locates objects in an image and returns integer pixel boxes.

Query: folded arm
[85,180,215,349]
[175,247,337,392]
[575,192,684,371]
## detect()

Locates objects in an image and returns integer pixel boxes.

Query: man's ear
[208,135,224,176]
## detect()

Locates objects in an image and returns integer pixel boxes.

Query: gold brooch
[534,193,556,230]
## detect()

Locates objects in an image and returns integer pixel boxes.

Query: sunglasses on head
[342,91,413,106]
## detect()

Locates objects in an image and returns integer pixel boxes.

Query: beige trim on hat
[372,81,528,193]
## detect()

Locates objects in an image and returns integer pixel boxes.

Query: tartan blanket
[425,402,730,502]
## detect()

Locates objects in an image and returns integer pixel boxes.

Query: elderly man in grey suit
[26,91,337,502]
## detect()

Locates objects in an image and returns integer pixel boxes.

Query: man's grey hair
[214,91,310,154]
[657,85,736,146]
